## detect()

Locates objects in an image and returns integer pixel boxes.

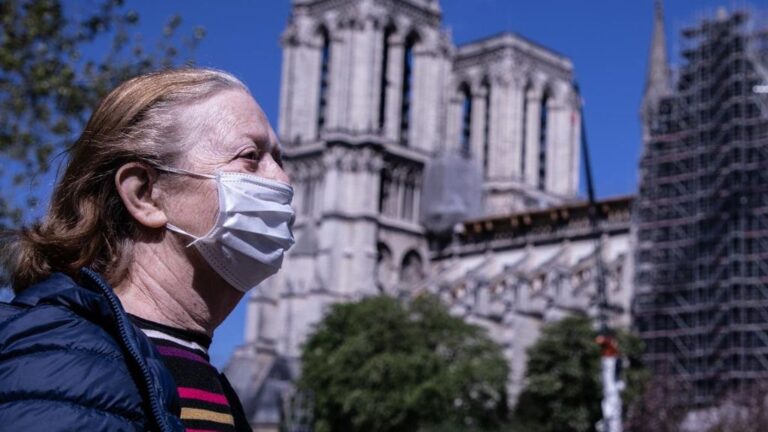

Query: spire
[642,0,671,117]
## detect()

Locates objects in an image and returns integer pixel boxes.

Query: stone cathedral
[226,0,634,429]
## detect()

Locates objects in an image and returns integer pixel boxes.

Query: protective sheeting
[420,153,483,234]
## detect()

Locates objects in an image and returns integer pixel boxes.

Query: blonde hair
[6,67,247,291]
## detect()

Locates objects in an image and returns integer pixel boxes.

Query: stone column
[369,21,385,133]
[409,49,429,149]
[384,37,405,142]
[413,176,422,222]
[327,26,350,131]
[279,15,325,144]
[486,79,500,179]
[410,28,443,152]
[524,86,542,186]
[505,78,525,181]
[252,277,280,352]
[549,92,570,194]
[278,39,295,141]
[394,170,405,218]
[244,291,260,343]
[470,89,487,164]
[434,51,452,154]
[569,102,581,195]
[293,176,305,216]
[543,96,556,192]
[489,77,515,180]
[446,94,463,154]
[315,170,326,217]
[353,154,381,295]
[348,19,377,132]
[287,38,322,142]
[366,151,383,214]
[318,150,342,295]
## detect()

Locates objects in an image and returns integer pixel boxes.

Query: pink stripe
[156,346,208,364]
[185,429,218,432]
[178,387,229,406]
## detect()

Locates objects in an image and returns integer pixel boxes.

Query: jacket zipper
[81,268,170,432]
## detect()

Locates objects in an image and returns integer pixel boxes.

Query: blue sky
[27,0,768,366]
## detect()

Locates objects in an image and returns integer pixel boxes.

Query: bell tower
[279,0,446,150]
[249,0,452,363]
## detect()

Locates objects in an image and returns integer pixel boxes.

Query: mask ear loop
[166,223,204,248]
[154,165,216,179]
[155,165,216,247]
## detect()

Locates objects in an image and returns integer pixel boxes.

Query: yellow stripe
[180,407,234,425]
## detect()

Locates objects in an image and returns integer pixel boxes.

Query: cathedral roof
[292,0,442,18]
[438,195,634,258]
[456,31,571,66]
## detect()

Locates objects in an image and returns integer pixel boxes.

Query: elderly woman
[0,68,295,431]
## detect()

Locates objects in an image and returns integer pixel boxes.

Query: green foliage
[616,327,651,413]
[0,0,204,226]
[299,295,510,432]
[514,315,648,432]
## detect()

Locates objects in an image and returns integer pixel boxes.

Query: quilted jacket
[0,268,184,432]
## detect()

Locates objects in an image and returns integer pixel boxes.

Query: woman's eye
[240,151,260,161]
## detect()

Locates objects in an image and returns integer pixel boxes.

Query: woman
[0,68,295,431]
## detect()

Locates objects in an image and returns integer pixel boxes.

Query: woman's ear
[115,163,168,229]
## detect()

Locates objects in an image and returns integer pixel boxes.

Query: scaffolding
[634,10,768,407]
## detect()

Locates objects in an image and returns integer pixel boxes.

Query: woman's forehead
[188,89,272,150]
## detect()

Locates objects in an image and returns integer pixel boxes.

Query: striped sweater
[130,315,251,432]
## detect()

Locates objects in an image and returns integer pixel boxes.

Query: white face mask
[158,166,296,293]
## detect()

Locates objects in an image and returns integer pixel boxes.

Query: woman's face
[162,88,289,240]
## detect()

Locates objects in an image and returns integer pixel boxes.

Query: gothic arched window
[379,168,392,215]
[399,32,419,145]
[316,27,331,138]
[376,242,394,293]
[459,83,472,157]
[302,179,315,216]
[481,78,491,177]
[400,250,425,284]
[538,88,551,190]
[402,171,416,221]
[378,25,395,131]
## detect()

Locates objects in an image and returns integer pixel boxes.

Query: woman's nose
[259,153,291,185]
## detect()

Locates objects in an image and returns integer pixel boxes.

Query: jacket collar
[12,272,85,307]
[12,271,115,324]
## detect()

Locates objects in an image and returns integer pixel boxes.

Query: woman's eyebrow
[246,132,270,149]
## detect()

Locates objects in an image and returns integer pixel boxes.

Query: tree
[0,0,204,226]
[299,295,510,432]
[514,315,648,432]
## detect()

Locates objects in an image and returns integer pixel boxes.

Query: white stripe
[140,328,209,354]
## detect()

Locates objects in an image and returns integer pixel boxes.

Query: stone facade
[224,0,608,428]
[424,197,634,403]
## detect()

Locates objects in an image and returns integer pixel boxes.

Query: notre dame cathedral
[226,1,634,429]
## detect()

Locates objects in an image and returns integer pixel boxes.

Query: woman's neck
[114,239,243,336]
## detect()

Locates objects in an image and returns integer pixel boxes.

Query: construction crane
[575,83,624,432]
